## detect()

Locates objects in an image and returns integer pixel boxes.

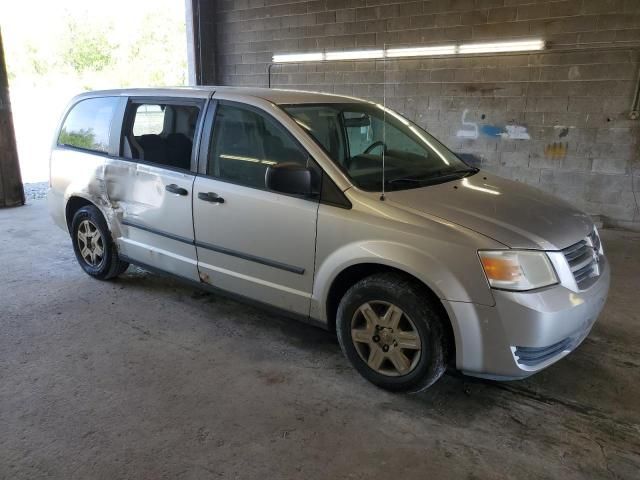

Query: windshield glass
[282,102,476,192]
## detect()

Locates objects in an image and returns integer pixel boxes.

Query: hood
[385,172,593,250]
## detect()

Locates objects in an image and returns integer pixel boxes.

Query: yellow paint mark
[544,142,568,159]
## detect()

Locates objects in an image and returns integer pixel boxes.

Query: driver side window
[209,102,309,190]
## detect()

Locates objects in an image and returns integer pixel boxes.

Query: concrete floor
[1,199,639,480]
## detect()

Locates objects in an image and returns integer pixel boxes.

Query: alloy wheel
[77,219,104,267]
[350,301,422,377]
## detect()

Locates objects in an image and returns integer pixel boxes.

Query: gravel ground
[23,182,49,201]
[1,199,639,479]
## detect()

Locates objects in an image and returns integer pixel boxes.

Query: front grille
[514,337,573,367]
[562,230,602,289]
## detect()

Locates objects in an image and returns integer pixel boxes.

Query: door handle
[198,192,225,204]
[165,184,189,196]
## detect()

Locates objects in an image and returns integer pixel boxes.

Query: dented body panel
[105,158,200,281]
[49,148,111,232]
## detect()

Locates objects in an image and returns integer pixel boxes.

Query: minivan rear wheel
[336,272,447,393]
[71,205,129,280]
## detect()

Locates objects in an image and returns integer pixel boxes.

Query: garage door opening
[0,0,189,184]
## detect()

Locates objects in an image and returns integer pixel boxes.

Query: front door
[192,100,319,316]
[106,98,204,281]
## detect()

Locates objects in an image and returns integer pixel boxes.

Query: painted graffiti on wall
[544,142,568,159]
[456,109,479,139]
[543,125,572,159]
[456,109,530,140]
[480,124,502,137]
[502,125,530,140]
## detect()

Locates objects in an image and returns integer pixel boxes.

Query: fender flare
[63,191,115,234]
[312,240,483,319]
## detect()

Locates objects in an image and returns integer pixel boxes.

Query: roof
[74,86,367,105]
[216,86,365,105]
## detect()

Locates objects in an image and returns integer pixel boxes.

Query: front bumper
[445,257,610,380]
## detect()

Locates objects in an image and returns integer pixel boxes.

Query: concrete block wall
[197,0,640,230]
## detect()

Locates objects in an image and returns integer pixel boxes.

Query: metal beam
[184,0,199,85]
[0,28,25,208]
[187,0,218,85]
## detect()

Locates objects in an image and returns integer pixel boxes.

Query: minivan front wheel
[71,205,129,280]
[336,273,447,393]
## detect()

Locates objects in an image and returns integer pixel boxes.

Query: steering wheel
[364,140,387,154]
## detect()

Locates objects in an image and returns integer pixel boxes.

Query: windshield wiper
[432,167,479,178]
[387,167,478,185]
[386,176,425,185]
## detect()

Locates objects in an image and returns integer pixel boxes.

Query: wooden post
[0,29,25,208]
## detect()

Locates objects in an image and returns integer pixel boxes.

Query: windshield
[282,102,476,192]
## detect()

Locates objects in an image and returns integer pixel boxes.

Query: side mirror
[265,163,312,196]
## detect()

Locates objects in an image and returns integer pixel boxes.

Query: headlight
[478,250,558,291]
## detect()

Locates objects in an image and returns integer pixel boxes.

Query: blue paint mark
[480,125,503,137]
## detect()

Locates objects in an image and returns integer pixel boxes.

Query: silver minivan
[49,87,610,392]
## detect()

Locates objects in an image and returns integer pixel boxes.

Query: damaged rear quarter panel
[50,147,114,232]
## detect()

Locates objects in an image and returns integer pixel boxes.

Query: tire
[336,272,448,393]
[70,205,129,280]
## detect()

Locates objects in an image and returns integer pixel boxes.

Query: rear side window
[58,97,119,153]
[132,104,164,136]
[121,101,201,171]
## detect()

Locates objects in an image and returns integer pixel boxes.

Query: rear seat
[134,133,192,170]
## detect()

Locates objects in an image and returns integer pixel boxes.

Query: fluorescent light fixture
[271,39,545,63]
[458,39,545,54]
[272,52,324,63]
[325,49,384,61]
[386,45,456,57]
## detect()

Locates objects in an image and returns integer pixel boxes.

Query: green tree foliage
[58,128,96,149]
[119,11,187,87]
[1,2,188,90]
[26,42,50,76]
[63,19,115,74]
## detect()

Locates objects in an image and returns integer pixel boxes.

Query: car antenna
[380,43,387,201]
